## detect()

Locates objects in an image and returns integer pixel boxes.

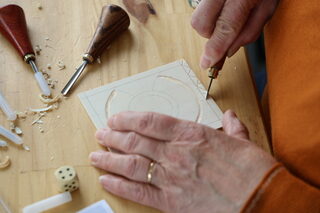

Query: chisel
[0,4,51,96]
[61,5,130,96]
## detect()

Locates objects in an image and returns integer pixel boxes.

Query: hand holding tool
[61,5,130,96]
[0,5,51,96]
[206,56,226,99]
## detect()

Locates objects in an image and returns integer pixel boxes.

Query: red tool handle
[0,4,34,60]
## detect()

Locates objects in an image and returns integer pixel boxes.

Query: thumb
[222,110,249,140]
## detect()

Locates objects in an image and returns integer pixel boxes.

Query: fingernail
[200,54,213,70]
[99,175,116,188]
[99,175,108,185]
[95,129,106,141]
[89,152,101,163]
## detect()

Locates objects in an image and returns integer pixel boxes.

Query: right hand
[191,0,279,69]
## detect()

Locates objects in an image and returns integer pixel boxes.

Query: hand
[90,110,277,212]
[191,0,279,69]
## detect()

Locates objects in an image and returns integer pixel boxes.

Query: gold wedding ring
[147,161,156,184]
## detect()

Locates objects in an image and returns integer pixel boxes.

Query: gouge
[61,5,130,96]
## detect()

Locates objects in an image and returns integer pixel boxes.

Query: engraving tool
[206,56,226,99]
[0,5,51,96]
[61,5,130,96]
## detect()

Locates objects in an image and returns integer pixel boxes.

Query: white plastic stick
[0,125,22,145]
[23,192,72,213]
[0,197,12,213]
[34,72,51,96]
[0,92,16,121]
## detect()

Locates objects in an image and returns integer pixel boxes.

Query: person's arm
[249,0,320,211]
[242,167,320,212]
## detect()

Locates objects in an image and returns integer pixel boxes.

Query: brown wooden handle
[213,56,227,71]
[84,4,130,63]
[0,4,34,60]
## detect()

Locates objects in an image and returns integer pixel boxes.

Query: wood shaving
[29,105,53,113]
[0,140,8,148]
[9,122,15,131]
[47,64,52,70]
[52,103,59,109]
[57,115,61,119]
[17,111,27,119]
[23,144,30,151]
[39,94,61,104]
[39,127,44,133]
[35,120,44,124]
[31,113,46,125]
[14,127,23,135]
[57,61,66,70]
[37,4,43,10]
[35,45,42,55]
[0,156,10,169]
[45,37,50,41]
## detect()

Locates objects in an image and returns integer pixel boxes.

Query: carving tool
[0,5,51,96]
[206,56,226,99]
[61,5,130,96]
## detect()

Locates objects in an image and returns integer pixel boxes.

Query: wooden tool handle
[213,56,226,71]
[0,5,34,60]
[84,5,130,63]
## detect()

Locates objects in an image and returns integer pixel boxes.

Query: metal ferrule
[24,54,36,63]
[82,53,94,64]
[208,67,219,79]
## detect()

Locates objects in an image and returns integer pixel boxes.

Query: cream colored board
[79,60,223,129]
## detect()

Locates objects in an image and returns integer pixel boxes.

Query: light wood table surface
[0,0,270,212]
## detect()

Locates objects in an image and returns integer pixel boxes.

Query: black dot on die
[69,174,72,177]
[59,170,62,174]
[69,185,72,188]
[72,181,75,184]
[65,189,69,191]
[64,185,67,187]
[73,186,76,189]
[67,168,70,171]
[62,176,65,179]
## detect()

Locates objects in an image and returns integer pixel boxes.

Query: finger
[227,0,279,57]
[90,151,163,185]
[96,127,165,161]
[200,0,255,69]
[191,0,225,38]
[108,111,186,141]
[222,110,249,140]
[99,174,164,211]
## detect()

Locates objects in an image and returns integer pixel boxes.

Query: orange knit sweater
[243,0,320,211]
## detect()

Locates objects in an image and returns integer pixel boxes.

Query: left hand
[90,110,276,213]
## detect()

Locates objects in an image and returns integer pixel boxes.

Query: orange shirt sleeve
[243,0,320,211]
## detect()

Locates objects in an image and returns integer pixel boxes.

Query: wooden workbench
[0,0,270,212]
